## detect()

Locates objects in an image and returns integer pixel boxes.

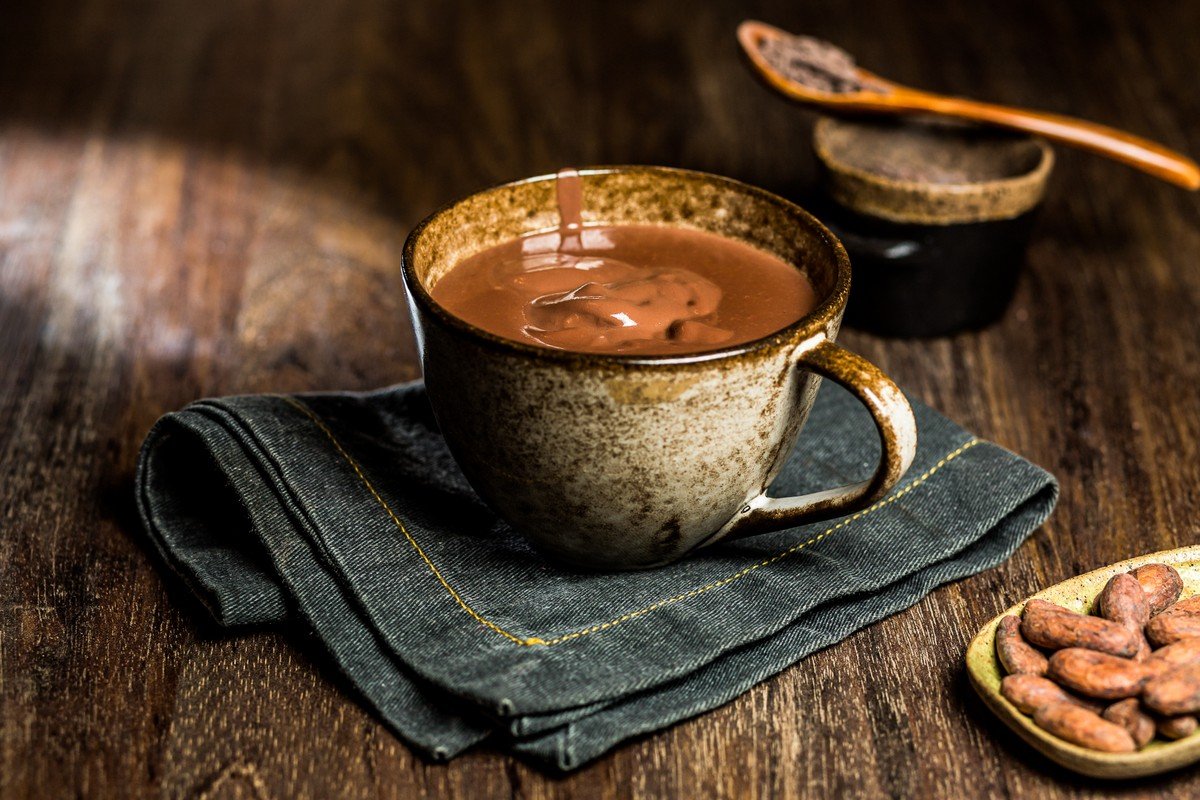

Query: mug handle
[720,336,918,540]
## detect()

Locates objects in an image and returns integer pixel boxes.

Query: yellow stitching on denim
[284,397,543,646]
[538,438,981,645]
[285,395,978,647]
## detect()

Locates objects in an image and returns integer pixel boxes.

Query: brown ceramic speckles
[402,166,918,569]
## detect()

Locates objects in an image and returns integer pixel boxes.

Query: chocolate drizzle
[556,167,583,252]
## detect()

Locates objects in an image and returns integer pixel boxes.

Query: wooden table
[3,1,1198,796]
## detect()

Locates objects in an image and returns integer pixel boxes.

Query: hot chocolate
[430,169,817,355]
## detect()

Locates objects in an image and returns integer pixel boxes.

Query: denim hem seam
[285,395,980,648]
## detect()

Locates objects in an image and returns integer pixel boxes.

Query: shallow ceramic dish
[966,546,1200,778]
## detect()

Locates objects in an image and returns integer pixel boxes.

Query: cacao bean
[1033,702,1137,753]
[1129,564,1183,615]
[1047,648,1150,699]
[995,615,1048,676]
[1101,699,1155,748]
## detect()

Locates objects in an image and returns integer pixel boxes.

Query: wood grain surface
[2,0,1199,797]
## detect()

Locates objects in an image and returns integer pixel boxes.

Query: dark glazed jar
[812,116,1055,338]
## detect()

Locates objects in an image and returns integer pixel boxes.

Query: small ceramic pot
[402,166,917,569]
[813,116,1055,338]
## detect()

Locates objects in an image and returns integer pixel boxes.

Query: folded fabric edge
[136,412,290,627]
[136,405,492,760]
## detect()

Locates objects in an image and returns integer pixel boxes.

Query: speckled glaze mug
[402,166,917,569]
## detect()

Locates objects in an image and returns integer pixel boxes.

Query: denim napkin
[135,380,1056,770]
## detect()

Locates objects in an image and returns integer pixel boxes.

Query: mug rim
[401,165,851,367]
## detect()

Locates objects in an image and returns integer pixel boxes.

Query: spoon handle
[909,93,1200,190]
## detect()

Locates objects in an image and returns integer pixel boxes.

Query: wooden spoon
[738,20,1200,190]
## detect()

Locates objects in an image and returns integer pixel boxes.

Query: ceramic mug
[402,166,917,569]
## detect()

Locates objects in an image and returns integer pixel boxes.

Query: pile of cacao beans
[997,563,1200,753]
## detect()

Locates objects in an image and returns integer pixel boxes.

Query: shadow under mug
[402,166,918,569]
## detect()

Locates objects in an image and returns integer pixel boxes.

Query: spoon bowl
[737,21,907,109]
